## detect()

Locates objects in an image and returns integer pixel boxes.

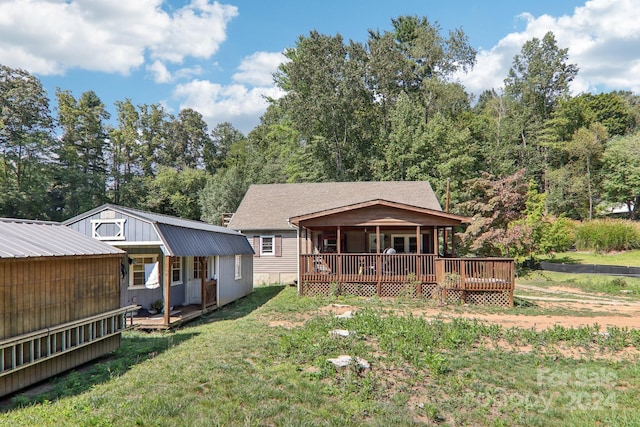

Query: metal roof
[228,181,443,231]
[64,204,254,257]
[157,224,254,257]
[0,218,124,259]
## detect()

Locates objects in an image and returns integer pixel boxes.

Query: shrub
[539,216,576,253]
[575,219,640,252]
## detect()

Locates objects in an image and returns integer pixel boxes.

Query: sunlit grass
[2,285,640,426]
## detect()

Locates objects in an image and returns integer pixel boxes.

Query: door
[186,257,203,305]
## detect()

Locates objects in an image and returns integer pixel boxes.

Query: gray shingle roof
[228,181,443,231]
[0,218,124,259]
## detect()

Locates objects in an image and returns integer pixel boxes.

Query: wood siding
[1,256,121,340]
[0,254,124,396]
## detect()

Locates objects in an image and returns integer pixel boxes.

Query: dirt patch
[318,304,358,316]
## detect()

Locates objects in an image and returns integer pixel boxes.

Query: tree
[109,99,142,206]
[53,89,110,219]
[458,170,528,256]
[563,123,608,219]
[504,32,579,185]
[160,108,211,170]
[199,167,250,225]
[505,32,578,124]
[0,65,53,218]
[601,132,640,219]
[205,122,245,174]
[275,31,378,180]
[145,166,208,220]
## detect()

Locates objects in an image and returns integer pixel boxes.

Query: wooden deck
[300,254,515,306]
[133,304,218,330]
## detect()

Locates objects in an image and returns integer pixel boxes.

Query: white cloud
[173,51,288,133]
[458,0,640,97]
[0,0,237,75]
[147,60,203,84]
[232,51,287,86]
[173,79,286,134]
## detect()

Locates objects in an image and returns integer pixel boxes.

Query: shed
[64,204,254,328]
[0,218,133,397]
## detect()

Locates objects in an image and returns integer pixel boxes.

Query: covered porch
[291,200,515,307]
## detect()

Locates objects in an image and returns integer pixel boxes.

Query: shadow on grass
[540,256,579,264]
[1,331,198,412]
[513,296,538,308]
[196,284,286,324]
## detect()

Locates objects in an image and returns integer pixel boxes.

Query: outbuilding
[0,218,134,397]
[64,204,254,328]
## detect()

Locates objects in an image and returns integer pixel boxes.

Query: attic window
[91,218,126,241]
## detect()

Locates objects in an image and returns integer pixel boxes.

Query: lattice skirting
[301,281,512,307]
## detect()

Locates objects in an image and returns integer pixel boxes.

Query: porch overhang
[289,199,471,228]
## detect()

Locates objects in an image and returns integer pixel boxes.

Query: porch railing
[203,279,217,309]
[300,254,514,306]
[301,253,437,284]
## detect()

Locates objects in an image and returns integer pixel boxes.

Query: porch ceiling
[290,199,470,228]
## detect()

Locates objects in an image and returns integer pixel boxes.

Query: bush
[575,219,640,252]
[539,216,576,253]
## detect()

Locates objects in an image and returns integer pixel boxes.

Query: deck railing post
[376,254,381,296]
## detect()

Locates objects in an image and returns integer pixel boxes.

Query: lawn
[541,249,640,267]
[2,285,640,426]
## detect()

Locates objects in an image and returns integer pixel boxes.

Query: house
[64,204,254,328]
[228,181,515,306]
[0,218,135,397]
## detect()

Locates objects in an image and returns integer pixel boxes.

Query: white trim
[128,254,158,290]
[235,254,242,280]
[91,218,125,241]
[260,235,275,256]
[111,241,164,247]
[170,257,183,286]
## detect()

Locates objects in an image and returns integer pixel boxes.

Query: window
[193,257,208,280]
[171,257,182,285]
[260,236,274,255]
[91,218,125,240]
[235,255,242,280]
[129,255,158,289]
[391,235,418,253]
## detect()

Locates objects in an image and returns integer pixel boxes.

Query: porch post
[433,227,439,257]
[337,226,342,292]
[416,226,422,297]
[200,257,206,311]
[163,256,172,326]
[298,228,303,296]
[376,225,381,296]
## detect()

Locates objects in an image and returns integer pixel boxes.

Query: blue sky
[2,0,638,134]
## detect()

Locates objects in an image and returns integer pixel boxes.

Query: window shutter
[253,236,260,257]
[275,235,282,257]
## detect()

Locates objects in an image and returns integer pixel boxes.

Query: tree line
[2,15,639,228]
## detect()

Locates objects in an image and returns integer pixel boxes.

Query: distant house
[228,181,515,307]
[0,218,133,397]
[64,204,254,328]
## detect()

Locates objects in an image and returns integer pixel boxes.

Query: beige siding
[249,231,297,285]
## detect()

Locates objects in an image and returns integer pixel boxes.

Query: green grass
[2,285,640,426]
[519,270,640,298]
[542,250,640,267]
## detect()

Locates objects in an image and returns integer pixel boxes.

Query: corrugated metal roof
[157,224,254,257]
[228,181,443,230]
[64,204,254,257]
[0,218,124,259]
[65,204,240,235]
